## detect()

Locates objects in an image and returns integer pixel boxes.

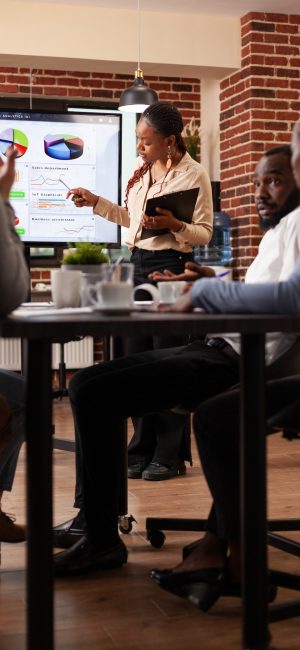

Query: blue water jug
[194,211,232,266]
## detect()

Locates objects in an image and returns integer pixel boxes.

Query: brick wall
[220,12,300,277]
[0,67,200,124]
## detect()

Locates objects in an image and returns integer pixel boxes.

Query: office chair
[147,376,300,623]
[266,395,300,593]
[146,344,300,547]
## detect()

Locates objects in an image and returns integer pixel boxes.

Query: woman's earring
[166,145,172,170]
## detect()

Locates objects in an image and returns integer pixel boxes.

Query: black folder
[140,187,199,239]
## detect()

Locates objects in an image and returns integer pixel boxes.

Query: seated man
[52,125,300,576]
[0,147,29,542]
[151,121,300,607]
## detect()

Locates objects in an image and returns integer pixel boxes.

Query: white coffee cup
[51,270,81,308]
[157,281,187,304]
[86,263,134,310]
[87,282,134,309]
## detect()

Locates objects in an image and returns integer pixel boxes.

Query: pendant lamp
[118,0,158,113]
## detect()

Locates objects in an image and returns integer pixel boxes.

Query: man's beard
[259,187,300,230]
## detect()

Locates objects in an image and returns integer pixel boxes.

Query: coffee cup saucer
[91,305,133,315]
[91,301,155,315]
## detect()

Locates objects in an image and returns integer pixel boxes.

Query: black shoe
[142,461,186,481]
[53,511,86,549]
[54,536,128,576]
[127,461,147,479]
[150,567,225,612]
[151,565,277,609]
[150,566,224,589]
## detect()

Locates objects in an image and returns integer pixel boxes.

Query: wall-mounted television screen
[0,110,121,246]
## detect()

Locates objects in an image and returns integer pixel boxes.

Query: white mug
[157,280,187,304]
[87,281,134,310]
[86,263,134,310]
[86,281,160,310]
[51,270,81,308]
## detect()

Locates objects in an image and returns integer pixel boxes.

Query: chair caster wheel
[147,529,166,548]
[118,514,136,534]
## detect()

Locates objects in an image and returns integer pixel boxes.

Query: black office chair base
[146,517,207,548]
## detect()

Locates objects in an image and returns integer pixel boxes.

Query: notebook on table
[140,187,200,239]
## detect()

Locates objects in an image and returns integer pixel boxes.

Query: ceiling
[19,0,300,16]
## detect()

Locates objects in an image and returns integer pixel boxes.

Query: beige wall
[2,2,240,78]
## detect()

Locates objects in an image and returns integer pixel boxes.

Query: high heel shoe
[150,566,225,612]
[150,566,225,589]
[150,564,278,612]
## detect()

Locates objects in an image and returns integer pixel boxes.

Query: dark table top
[1,309,300,341]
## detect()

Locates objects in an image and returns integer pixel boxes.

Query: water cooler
[194,210,232,281]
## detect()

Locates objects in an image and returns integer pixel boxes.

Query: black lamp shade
[119,76,158,113]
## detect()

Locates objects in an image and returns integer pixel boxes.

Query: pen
[59,177,70,190]
[216,270,231,278]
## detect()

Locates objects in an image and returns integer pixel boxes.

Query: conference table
[1,306,300,650]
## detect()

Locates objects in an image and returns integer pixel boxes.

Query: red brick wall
[220,12,300,277]
[0,67,200,125]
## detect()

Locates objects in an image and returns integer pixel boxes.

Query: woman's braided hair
[124,101,187,208]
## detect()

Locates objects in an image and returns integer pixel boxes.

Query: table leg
[103,335,128,517]
[240,334,270,650]
[25,339,54,650]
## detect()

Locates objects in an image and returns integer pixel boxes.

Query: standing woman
[67,101,213,481]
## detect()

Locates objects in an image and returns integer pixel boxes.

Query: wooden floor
[1,398,300,649]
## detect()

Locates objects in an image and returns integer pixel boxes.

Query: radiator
[0,337,94,371]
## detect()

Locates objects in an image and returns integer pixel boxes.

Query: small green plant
[62,242,109,265]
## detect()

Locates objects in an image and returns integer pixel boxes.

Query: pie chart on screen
[44,134,84,160]
[0,128,28,158]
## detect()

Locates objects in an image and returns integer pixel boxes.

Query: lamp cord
[137,0,141,69]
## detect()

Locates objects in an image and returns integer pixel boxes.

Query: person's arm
[190,258,300,314]
[0,200,30,314]
[159,256,300,314]
[149,261,216,282]
[93,196,130,227]
[66,186,130,228]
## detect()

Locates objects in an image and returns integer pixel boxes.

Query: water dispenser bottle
[194,211,232,266]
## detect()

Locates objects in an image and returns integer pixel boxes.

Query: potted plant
[61,242,109,273]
